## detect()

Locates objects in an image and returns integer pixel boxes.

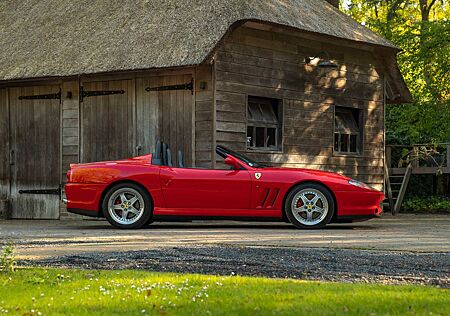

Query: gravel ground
[21,246,450,288]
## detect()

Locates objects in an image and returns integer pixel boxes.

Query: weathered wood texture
[154,74,194,167]
[136,77,159,156]
[195,66,214,168]
[59,81,80,219]
[81,80,135,163]
[214,26,385,189]
[0,89,9,200]
[61,81,79,180]
[8,85,61,219]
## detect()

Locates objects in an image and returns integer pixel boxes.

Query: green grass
[0,268,448,316]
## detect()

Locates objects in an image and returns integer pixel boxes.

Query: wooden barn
[0,0,411,219]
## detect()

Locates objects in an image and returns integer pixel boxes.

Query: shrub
[402,196,450,213]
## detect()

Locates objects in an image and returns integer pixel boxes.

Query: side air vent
[258,188,280,208]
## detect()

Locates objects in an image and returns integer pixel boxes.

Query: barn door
[0,89,9,201]
[9,85,61,219]
[81,80,134,162]
[139,74,193,166]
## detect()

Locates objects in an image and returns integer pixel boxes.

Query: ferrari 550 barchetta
[65,143,384,229]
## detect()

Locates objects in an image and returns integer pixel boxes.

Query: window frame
[246,96,283,153]
[333,105,364,157]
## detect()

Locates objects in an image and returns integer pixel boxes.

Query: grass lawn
[0,268,448,316]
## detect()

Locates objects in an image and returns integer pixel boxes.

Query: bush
[0,243,16,273]
[402,196,450,213]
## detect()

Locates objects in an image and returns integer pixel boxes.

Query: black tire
[102,182,153,229]
[285,183,334,229]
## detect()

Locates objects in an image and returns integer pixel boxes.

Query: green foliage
[0,268,448,315]
[402,196,450,213]
[341,0,450,144]
[0,243,16,273]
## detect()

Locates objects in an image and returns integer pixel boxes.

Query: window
[334,106,363,154]
[246,97,282,151]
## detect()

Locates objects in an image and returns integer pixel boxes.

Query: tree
[341,0,450,144]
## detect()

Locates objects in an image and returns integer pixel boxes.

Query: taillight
[67,170,72,182]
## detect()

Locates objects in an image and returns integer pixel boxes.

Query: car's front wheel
[285,183,334,229]
[102,183,152,229]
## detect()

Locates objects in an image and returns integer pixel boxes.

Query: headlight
[348,179,371,189]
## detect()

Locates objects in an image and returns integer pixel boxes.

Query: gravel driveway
[21,246,450,287]
[2,214,449,287]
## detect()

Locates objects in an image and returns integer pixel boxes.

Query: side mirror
[224,156,242,170]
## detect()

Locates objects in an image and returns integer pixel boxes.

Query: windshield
[216,145,269,168]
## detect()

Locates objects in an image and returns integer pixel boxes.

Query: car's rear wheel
[102,183,152,229]
[285,183,334,229]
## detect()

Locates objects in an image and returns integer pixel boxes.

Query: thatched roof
[0,0,411,102]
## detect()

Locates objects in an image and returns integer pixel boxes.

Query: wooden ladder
[384,164,413,215]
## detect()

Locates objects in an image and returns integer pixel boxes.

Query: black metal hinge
[80,87,125,102]
[19,188,61,196]
[145,78,194,94]
[18,90,61,100]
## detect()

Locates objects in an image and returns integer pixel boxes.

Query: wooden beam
[447,144,450,168]
[384,164,395,214]
[385,146,392,168]
[390,167,450,175]
[394,164,412,215]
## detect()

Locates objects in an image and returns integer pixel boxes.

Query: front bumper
[335,190,385,217]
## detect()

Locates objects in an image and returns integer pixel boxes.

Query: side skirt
[153,215,285,222]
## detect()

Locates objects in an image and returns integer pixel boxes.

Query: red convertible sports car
[65,142,384,229]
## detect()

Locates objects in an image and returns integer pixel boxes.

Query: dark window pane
[247,126,254,147]
[340,134,349,152]
[267,128,276,148]
[334,133,340,151]
[256,127,265,147]
[335,109,359,133]
[350,134,357,153]
[334,106,362,154]
[247,97,282,150]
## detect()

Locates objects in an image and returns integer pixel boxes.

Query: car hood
[261,166,352,181]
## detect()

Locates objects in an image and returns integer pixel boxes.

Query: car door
[159,166,252,211]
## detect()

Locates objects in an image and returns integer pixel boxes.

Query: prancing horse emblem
[255,172,262,180]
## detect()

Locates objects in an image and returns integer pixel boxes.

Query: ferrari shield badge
[255,172,262,180]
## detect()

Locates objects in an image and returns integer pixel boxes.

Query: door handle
[9,150,14,165]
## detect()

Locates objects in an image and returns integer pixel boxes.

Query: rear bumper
[65,182,107,215]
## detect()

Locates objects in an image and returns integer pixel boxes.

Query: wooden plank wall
[136,77,159,155]
[8,85,61,219]
[60,81,80,219]
[81,80,135,163]
[214,26,385,189]
[0,89,9,200]
[195,65,214,168]
[61,81,80,180]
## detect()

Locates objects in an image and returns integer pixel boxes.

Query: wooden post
[412,146,419,168]
[394,164,412,215]
[447,144,450,168]
[384,164,394,214]
[385,146,392,168]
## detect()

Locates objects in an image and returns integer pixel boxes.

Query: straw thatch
[0,0,399,82]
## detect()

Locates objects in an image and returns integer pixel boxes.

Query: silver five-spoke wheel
[291,188,328,226]
[285,183,334,229]
[107,188,145,225]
